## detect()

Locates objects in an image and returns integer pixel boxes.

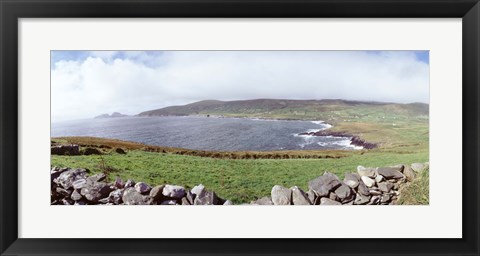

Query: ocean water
[51,116,361,151]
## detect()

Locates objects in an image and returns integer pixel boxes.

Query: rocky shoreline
[298,130,377,149]
[51,162,428,205]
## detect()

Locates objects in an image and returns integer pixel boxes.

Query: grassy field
[52,100,429,204]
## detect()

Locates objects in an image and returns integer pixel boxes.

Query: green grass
[398,167,429,205]
[52,148,428,204]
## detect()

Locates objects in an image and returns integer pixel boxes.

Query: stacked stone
[50,167,232,205]
[253,163,425,205]
[51,163,427,206]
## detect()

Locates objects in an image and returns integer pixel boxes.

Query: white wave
[331,138,363,150]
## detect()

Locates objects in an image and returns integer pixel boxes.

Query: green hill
[137,99,428,121]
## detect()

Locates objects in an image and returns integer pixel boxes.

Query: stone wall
[51,163,428,205]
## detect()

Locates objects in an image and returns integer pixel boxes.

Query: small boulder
[124,179,135,188]
[320,198,342,205]
[368,195,381,205]
[87,173,106,182]
[191,184,205,196]
[71,190,83,201]
[223,200,233,205]
[411,163,426,173]
[122,187,149,205]
[403,165,416,181]
[357,166,376,178]
[114,177,125,188]
[271,185,292,205]
[377,167,404,179]
[378,182,394,193]
[290,186,311,205]
[149,185,166,202]
[308,172,342,197]
[194,190,218,205]
[80,181,112,203]
[253,196,274,205]
[162,185,186,199]
[134,182,151,194]
[375,175,384,183]
[306,189,317,204]
[108,189,124,205]
[361,176,375,187]
[334,184,354,202]
[354,193,371,205]
[357,182,370,196]
[54,168,88,189]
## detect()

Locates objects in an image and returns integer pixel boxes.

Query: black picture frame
[1,0,479,255]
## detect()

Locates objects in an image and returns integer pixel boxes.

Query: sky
[51,50,429,122]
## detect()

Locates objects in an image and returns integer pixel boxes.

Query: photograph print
[50,50,429,206]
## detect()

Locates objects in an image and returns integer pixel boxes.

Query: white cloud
[51,51,429,122]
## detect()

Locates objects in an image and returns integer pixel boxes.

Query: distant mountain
[95,112,129,119]
[137,99,429,119]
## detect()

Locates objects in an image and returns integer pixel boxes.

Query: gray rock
[369,189,382,196]
[51,167,69,182]
[357,182,370,196]
[334,184,354,202]
[54,168,88,189]
[122,187,149,205]
[134,182,151,194]
[368,195,381,205]
[253,196,274,205]
[344,179,359,189]
[80,181,112,203]
[181,197,191,205]
[162,185,186,199]
[108,189,123,204]
[308,172,342,197]
[194,190,218,205]
[329,192,340,201]
[114,177,125,188]
[320,197,342,205]
[185,190,195,205]
[71,190,82,201]
[378,182,394,193]
[377,167,404,179]
[290,186,311,205]
[191,184,205,196]
[411,163,426,173]
[361,176,375,187]
[87,173,106,182]
[357,166,376,178]
[124,179,135,188]
[149,185,166,202]
[223,200,233,205]
[403,165,416,181]
[354,193,371,205]
[344,173,361,182]
[72,178,87,190]
[375,175,384,183]
[271,185,292,205]
[56,187,72,197]
[381,194,391,204]
[306,189,317,204]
